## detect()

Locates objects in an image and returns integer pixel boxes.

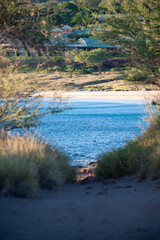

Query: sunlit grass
[0,134,75,197]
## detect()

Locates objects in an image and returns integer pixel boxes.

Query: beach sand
[0,176,160,240]
[33,90,160,101]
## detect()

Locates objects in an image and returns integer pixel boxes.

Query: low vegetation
[0,134,75,198]
[95,108,160,180]
[1,70,158,93]
[0,58,74,198]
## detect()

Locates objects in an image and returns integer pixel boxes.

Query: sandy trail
[0,176,160,240]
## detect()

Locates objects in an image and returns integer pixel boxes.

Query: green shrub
[86,67,94,73]
[51,56,65,63]
[96,140,141,178]
[73,69,82,74]
[18,65,37,72]
[52,65,64,72]
[96,114,160,179]
[0,135,75,197]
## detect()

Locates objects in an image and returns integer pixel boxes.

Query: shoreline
[33,90,160,101]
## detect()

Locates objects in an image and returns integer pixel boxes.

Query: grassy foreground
[0,135,75,197]
[95,112,160,180]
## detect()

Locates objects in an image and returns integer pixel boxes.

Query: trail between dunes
[0,175,160,240]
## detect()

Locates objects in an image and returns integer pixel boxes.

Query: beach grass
[95,111,160,180]
[0,134,75,197]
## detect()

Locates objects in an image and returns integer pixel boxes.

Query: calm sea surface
[38,99,147,166]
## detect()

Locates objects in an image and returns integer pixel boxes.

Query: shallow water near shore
[37,99,147,165]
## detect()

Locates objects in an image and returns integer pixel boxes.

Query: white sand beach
[33,90,160,101]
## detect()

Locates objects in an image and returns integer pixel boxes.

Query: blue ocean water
[38,99,147,165]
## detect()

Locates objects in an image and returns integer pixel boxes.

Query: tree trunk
[70,63,74,78]
[20,39,30,57]
[81,63,84,75]
[98,65,102,74]
[70,70,73,78]
[37,50,42,57]
[26,50,30,57]
[4,50,8,57]
[15,49,19,57]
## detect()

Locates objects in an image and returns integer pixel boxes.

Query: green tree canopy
[85,48,108,74]
[70,7,97,26]
[77,0,101,7]
[0,71,66,132]
[74,50,89,74]
[75,49,110,74]
[0,0,50,54]
[97,0,160,86]
[99,0,123,12]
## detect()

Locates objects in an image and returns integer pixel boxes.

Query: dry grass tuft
[96,108,160,180]
[0,135,75,197]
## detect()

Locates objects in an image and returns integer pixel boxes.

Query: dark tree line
[97,0,160,86]
[0,0,50,55]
